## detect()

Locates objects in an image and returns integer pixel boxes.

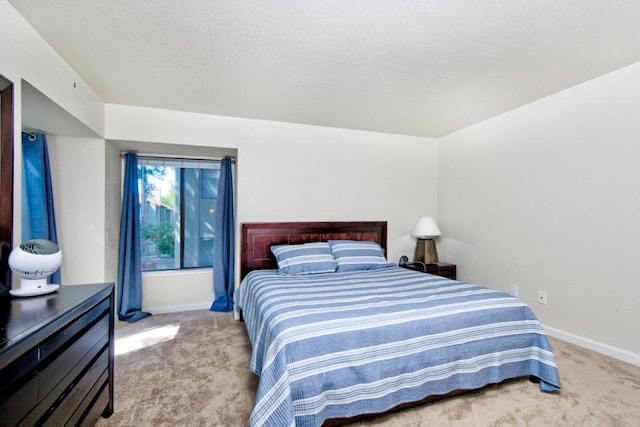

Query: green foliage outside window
[141,222,175,256]
[161,188,177,209]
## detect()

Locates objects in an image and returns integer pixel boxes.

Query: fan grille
[19,239,60,255]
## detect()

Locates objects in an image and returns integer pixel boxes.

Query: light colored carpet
[95,310,640,427]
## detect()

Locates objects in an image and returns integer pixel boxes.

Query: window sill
[142,268,213,277]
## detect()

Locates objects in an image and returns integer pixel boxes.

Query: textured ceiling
[9,0,640,137]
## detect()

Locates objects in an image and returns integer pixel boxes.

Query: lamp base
[413,239,439,265]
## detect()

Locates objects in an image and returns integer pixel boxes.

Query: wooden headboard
[240,221,387,279]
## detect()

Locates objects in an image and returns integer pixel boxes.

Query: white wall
[104,141,122,287]
[0,1,104,137]
[106,104,438,310]
[438,61,640,361]
[1,0,106,289]
[47,135,106,284]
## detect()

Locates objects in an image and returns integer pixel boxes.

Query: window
[138,157,220,272]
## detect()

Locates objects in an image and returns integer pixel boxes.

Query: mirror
[1,74,14,293]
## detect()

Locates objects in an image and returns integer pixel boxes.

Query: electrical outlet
[537,290,548,304]
[509,284,518,296]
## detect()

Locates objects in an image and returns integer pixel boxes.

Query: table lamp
[411,217,441,265]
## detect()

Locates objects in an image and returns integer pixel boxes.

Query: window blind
[137,156,222,169]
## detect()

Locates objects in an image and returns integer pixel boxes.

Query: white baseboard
[544,325,640,367]
[145,302,211,314]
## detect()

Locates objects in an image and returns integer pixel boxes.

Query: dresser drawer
[40,299,109,362]
[0,374,38,426]
[0,284,114,427]
[43,347,109,427]
[79,381,110,427]
[66,369,109,427]
[18,316,109,426]
[39,314,109,401]
[0,348,38,397]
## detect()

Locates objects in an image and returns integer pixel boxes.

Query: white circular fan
[8,239,62,297]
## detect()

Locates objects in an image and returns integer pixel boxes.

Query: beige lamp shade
[411,217,441,239]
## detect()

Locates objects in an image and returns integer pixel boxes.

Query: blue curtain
[21,132,61,284]
[210,157,235,312]
[117,153,151,322]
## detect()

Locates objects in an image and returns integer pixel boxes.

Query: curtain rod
[120,152,236,163]
[22,130,45,141]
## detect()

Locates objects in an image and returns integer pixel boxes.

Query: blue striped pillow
[328,240,395,272]
[271,242,337,275]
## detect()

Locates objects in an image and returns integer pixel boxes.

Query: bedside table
[400,262,457,280]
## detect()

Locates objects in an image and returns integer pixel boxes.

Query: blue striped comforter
[236,266,560,427]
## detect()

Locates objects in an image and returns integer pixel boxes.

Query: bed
[236,221,560,427]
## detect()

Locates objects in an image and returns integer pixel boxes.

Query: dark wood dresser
[0,283,114,426]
